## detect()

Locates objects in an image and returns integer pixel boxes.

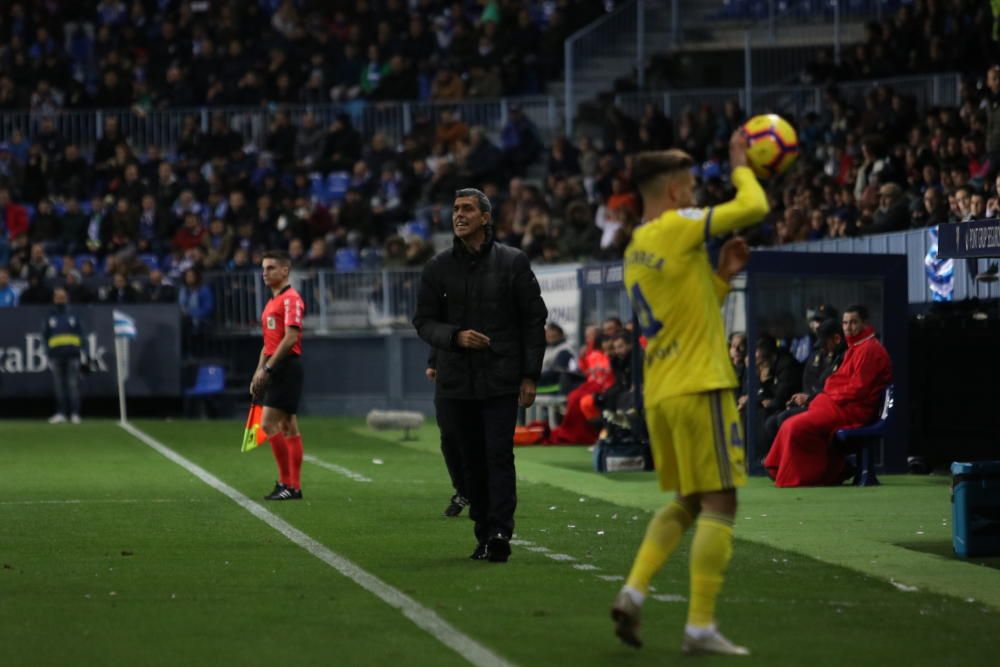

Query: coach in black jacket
[413,188,548,563]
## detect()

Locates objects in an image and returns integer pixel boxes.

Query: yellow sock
[624,499,695,594]
[687,512,734,628]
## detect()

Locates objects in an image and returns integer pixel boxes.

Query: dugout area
[743,251,909,475]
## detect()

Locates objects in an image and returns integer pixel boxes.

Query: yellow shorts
[645,390,746,495]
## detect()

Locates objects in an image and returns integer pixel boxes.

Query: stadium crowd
[0,0,998,313]
[0,1,604,109]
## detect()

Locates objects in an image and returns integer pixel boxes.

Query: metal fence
[615,73,961,123]
[564,0,655,137]
[207,223,996,334]
[564,0,905,128]
[0,70,960,163]
[207,268,423,334]
[704,0,900,29]
[0,95,562,156]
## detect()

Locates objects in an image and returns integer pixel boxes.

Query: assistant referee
[251,249,307,501]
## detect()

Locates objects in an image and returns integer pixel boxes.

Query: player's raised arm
[631,140,768,254]
[704,132,770,239]
[711,237,750,303]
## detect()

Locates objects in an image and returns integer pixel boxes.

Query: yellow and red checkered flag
[241,402,267,452]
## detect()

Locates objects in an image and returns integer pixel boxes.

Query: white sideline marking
[118,422,514,667]
[492,530,690,605]
[303,454,373,482]
[0,498,199,506]
[546,553,577,562]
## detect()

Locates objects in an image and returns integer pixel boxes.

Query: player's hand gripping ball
[741,114,799,179]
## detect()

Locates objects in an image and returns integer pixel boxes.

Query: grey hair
[454,188,492,215]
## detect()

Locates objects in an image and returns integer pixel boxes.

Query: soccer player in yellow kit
[611,132,769,656]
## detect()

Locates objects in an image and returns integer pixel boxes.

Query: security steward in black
[44,287,86,424]
[413,188,548,563]
[761,318,847,453]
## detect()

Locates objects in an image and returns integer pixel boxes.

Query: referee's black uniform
[414,226,547,557]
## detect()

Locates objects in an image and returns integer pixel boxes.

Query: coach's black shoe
[444,494,469,517]
[486,533,511,563]
[470,543,489,560]
[264,482,286,500]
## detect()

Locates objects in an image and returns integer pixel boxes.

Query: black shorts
[262,355,304,415]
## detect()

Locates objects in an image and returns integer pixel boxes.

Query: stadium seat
[325,172,350,203]
[399,219,430,240]
[834,385,894,487]
[309,173,327,204]
[183,364,226,419]
[525,394,566,430]
[74,252,99,269]
[334,247,361,272]
[138,253,160,271]
[184,364,225,397]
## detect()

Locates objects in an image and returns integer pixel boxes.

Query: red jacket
[822,325,892,413]
[173,225,206,251]
[1,203,29,239]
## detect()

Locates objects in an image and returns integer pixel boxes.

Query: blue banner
[937,219,1000,259]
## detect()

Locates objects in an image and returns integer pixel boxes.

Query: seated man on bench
[760,318,846,458]
[764,305,892,487]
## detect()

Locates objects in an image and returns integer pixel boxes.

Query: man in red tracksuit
[764,304,892,487]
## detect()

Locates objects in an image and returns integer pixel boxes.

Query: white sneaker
[70,414,82,424]
[48,414,67,424]
[610,589,643,648]
[682,627,750,656]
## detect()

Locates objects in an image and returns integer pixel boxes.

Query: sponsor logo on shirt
[266,316,277,330]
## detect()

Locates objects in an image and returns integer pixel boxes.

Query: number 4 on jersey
[629,284,663,338]
[730,423,744,447]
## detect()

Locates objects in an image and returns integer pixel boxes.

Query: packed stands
[0,0,997,315]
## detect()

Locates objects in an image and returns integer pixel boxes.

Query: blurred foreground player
[250,250,306,501]
[612,133,769,656]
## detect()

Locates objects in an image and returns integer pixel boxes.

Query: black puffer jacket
[413,230,548,399]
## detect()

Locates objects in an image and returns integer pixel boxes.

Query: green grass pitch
[2,417,998,666]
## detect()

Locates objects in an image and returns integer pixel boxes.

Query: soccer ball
[741,114,799,179]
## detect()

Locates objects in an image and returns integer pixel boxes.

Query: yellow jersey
[624,166,769,405]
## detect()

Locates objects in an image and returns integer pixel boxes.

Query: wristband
[264,363,273,373]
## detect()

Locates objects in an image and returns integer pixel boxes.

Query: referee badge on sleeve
[266,316,277,330]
